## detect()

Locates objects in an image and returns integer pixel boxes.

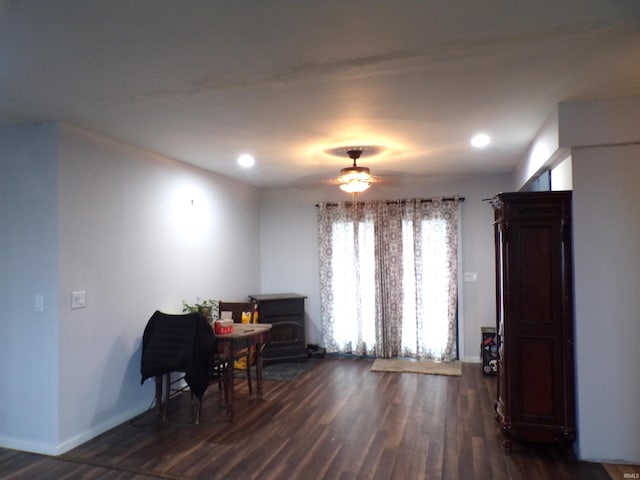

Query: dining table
[215,322,272,419]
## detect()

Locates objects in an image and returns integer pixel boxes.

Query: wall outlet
[463,272,478,283]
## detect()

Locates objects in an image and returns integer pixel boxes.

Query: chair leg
[163,373,170,420]
[194,395,201,424]
[154,375,163,414]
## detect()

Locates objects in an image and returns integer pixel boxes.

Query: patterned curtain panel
[317,201,375,356]
[317,197,460,361]
[401,198,460,361]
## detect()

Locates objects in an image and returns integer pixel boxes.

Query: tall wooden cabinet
[489,191,575,449]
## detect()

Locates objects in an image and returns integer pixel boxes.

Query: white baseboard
[55,402,151,455]
[0,436,59,456]
[0,401,151,456]
[462,355,482,363]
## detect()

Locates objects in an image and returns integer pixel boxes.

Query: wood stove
[249,293,307,364]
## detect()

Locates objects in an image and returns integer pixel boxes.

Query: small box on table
[214,319,234,335]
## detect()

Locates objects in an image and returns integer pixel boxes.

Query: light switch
[34,294,44,312]
[71,290,87,309]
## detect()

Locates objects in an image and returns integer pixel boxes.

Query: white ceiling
[1,1,640,188]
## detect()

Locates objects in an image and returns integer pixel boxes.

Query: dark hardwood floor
[0,357,636,479]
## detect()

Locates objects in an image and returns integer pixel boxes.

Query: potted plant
[182,298,219,324]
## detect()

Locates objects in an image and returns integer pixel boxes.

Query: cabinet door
[507,218,568,428]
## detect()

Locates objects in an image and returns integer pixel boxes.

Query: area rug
[371,358,462,376]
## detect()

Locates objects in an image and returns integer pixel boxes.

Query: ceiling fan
[334,148,379,194]
[290,145,409,192]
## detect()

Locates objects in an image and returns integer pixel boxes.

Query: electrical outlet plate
[71,290,87,309]
[34,294,44,312]
[463,272,478,283]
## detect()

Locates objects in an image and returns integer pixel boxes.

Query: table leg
[223,361,235,419]
[256,343,264,400]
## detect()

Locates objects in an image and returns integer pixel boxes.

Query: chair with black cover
[140,310,217,423]
[218,301,258,395]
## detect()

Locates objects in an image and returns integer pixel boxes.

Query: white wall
[551,155,572,191]
[0,123,261,454]
[513,107,560,190]
[258,173,512,362]
[513,96,640,463]
[559,96,640,148]
[572,148,640,464]
[559,97,640,464]
[0,123,60,453]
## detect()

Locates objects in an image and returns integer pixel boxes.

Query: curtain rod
[315,197,465,207]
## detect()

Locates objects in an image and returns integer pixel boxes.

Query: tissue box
[214,319,234,335]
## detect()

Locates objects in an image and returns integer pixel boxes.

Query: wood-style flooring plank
[0,357,630,479]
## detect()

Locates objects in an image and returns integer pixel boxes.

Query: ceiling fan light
[336,166,373,193]
[338,166,371,182]
[334,146,377,194]
[339,180,371,193]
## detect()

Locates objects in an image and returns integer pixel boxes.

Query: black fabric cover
[140,311,215,398]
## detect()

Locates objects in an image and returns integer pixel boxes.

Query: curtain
[317,197,460,361]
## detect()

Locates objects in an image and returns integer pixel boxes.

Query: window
[317,198,461,361]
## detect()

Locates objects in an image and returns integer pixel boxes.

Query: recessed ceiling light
[237,154,255,167]
[471,133,491,149]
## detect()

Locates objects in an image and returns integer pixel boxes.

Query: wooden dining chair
[218,301,258,395]
[140,311,216,423]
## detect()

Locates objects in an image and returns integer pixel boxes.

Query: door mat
[371,358,462,376]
